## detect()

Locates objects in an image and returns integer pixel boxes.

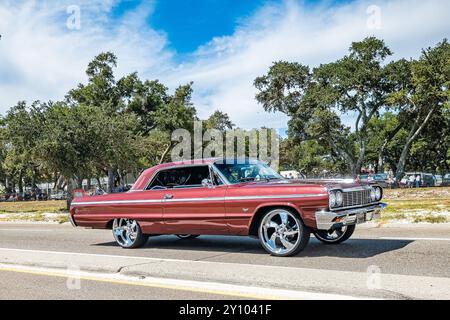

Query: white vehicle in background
[280,170,303,179]
[50,192,67,200]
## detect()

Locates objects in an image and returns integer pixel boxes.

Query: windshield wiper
[239,177,258,182]
[239,177,282,182]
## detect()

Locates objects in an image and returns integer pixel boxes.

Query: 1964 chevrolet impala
[70,158,387,257]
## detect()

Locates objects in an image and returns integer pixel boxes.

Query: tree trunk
[76,177,83,189]
[66,177,74,210]
[395,107,435,180]
[95,177,102,190]
[5,177,12,194]
[377,124,403,173]
[87,178,92,190]
[107,167,116,193]
[18,171,23,194]
[159,142,173,164]
[31,167,36,190]
[54,174,64,192]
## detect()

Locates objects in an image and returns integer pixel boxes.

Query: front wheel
[258,208,310,257]
[313,225,355,244]
[112,218,149,248]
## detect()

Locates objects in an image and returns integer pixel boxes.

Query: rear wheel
[258,208,310,257]
[176,234,200,240]
[112,218,148,248]
[313,225,355,244]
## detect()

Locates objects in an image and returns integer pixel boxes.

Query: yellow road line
[0,266,282,300]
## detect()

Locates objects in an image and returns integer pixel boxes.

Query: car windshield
[214,160,283,184]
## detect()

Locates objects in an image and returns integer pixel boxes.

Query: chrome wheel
[258,209,304,256]
[314,224,355,244]
[113,218,141,248]
[315,226,348,242]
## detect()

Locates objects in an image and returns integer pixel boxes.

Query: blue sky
[112,0,350,55]
[149,0,265,54]
[0,0,449,130]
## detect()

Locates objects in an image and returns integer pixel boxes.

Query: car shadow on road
[93,235,413,259]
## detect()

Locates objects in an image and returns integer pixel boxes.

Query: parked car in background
[403,172,435,188]
[37,191,48,201]
[443,174,450,186]
[359,173,388,188]
[434,175,443,187]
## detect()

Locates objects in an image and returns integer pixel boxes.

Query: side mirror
[201,179,214,189]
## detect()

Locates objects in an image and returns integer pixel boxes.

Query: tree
[124,77,169,133]
[3,101,44,192]
[66,52,148,192]
[279,138,346,177]
[153,82,197,163]
[386,40,450,179]
[204,110,234,131]
[255,37,393,175]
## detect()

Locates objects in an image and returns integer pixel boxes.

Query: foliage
[256,37,450,176]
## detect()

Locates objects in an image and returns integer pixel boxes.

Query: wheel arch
[105,219,114,230]
[248,204,304,237]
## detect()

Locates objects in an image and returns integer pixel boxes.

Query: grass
[0,200,68,223]
[0,200,67,214]
[381,187,450,223]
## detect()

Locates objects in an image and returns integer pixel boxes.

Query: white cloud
[158,0,450,129]
[0,0,171,110]
[0,0,449,130]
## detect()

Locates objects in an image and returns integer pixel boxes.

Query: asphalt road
[1,222,450,299]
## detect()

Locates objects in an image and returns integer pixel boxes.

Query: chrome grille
[342,189,371,208]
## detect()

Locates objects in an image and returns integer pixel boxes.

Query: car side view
[70,158,386,257]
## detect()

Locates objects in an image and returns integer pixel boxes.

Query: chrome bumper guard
[68,213,77,227]
[315,203,387,231]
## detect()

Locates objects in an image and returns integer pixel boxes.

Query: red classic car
[70,158,386,257]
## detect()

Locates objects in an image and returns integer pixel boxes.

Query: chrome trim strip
[342,186,372,192]
[332,202,380,211]
[70,193,327,206]
[225,194,327,201]
[71,199,162,206]
[329,185,372,192]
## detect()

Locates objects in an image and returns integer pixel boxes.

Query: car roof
[141,157,265,174]
[133,158,265,190]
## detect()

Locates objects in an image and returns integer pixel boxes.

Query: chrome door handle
[164,194,173,200]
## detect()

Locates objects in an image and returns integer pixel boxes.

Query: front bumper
[68,213,77,227]
[315,203,387,231]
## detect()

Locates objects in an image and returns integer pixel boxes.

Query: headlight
[335,191,343,207]
[370,188,377,201]
[375,187,382,201]
[329,192,337,207]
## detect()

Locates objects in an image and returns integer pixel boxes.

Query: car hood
[238,178,371,190]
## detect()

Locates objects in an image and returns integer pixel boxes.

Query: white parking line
[380,237,450,242]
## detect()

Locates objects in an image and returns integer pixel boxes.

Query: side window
[147,166,211,190]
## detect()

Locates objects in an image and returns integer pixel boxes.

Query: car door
[159,165,228,235]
